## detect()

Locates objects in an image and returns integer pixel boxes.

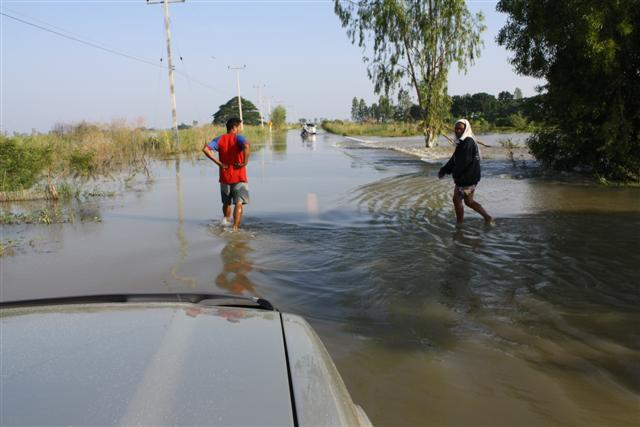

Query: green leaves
[334,0,485,146]
[212,97,261,126]
[497,0,640,182]
[0,137,52,192]
[270,106,287,129]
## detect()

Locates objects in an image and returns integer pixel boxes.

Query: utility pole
[253,84,266,128]
[228,65,246,121]
[146,0,184,151]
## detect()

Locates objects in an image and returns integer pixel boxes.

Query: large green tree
[334,0,485,147]
[497,0,640,182]
[212,97,261,126]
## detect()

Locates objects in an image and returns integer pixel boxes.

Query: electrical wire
[1,12,164,69]
[0,11,233,96]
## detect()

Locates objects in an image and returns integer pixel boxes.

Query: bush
[69,149,97,178]
[0,136,51,191]
[271,106,287,129]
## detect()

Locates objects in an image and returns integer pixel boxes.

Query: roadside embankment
[322,120,534,138]
[338,135,534,164]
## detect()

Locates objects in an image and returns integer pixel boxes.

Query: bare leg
[463,194,493,223]
[453,192,464,224]
[232,202,243,231]
[223,203,232,221]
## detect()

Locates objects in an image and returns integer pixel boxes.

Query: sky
[1,0,543,133]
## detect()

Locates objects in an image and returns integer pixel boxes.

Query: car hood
[1,302,294,426]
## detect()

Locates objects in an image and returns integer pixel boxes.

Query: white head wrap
[454,119,475,144]
[454,119,481,159]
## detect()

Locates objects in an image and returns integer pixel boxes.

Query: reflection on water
[271,131,288,159]
[301,133,317,151]
[2,130,640,426]
[215,235,257,297]
[169,159,199,289]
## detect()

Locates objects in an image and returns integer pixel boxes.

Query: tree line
[351,88,540,130]
[335,0,639,182]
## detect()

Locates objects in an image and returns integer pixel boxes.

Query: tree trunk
[423,119,436,148]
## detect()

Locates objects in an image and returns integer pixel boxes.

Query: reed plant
[0,121,274,196]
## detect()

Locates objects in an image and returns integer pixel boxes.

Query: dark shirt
[439,137,481,187]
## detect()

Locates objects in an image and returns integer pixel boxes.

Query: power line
[0,12,163,69]
[0,11,233,96]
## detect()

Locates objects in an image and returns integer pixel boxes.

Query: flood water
[2,130,640,426]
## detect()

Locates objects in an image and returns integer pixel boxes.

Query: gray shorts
[220,182,249,205]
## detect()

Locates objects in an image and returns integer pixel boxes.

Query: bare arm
[202,144,228,169]
[234,144,250,168]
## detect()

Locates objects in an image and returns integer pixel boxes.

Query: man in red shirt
[203,118,250,231]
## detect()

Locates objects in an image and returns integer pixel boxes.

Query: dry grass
[1,121,273,194]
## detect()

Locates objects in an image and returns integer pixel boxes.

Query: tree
[212,97,261,125]
[377,95,394,122]
[498,91,514,102]
[271,105,287,129]
[513,87,523,100]
[497,0,640,182]
[334,0,485,147]
[451,94,471,119]
[370,103,380,122]
[358,98,368,122]
[469,92,498,121]
[351,97,360,121]
[396,88,413,121]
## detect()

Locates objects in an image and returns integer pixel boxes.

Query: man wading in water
[438,119,493,225]
[203,118,250,231]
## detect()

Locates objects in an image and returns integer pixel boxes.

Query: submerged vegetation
[0,121,273,197]
[497,0,640,182]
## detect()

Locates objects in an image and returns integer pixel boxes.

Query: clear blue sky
[1,0,543,133]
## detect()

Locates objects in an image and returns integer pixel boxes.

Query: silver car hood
[1,302,294,426]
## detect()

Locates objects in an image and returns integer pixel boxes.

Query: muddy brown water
[2,131,640,426]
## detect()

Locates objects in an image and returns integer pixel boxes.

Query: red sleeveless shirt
[207,133,249,184]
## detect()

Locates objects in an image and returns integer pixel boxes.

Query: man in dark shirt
[439,119,493,225]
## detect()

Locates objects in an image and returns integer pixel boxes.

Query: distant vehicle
[1,293,372,427]
[301,123,317,137]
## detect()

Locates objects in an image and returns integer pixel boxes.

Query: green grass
[0,122,276,193]
[322,120,421,137]
[322,119,537,137]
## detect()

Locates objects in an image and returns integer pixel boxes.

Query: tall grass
[322,119,536,137]
[322,120,420,137]
[0,121,273,194]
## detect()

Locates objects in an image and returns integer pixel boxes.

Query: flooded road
[2,130,640,426]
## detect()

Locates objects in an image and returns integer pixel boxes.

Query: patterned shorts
[455,185,476,199]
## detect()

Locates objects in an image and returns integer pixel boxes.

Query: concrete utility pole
[228,65,246,121]
[253,84,266,128]
[267,97,272,122]
[146,0,184,150]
